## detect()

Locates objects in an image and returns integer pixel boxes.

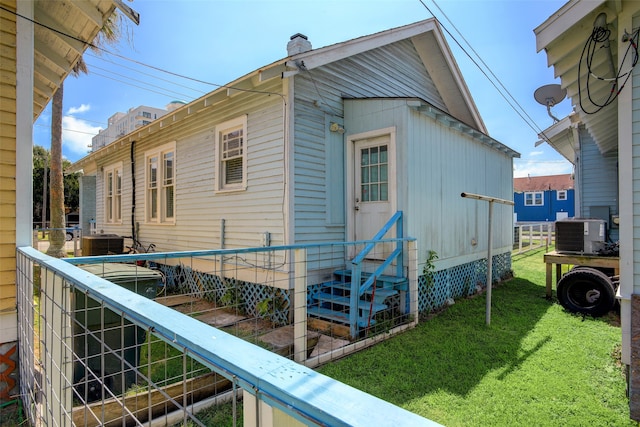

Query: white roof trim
[287,18,484,132]
[534,0,607,52]
[537,114,579,163]
[289,19,439,70]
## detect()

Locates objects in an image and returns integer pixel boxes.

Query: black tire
[557,267,615,316]
[65,232,73,242]
[571,265,616,277]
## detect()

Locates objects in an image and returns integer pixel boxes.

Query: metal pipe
[221,218,225,249]
[461,192,514,325]
[131,141,136,243]
[486,201,493,325]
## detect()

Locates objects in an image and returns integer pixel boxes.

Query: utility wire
[85,52,208,95]
[418,0,550,141]
[63,115,107,126]
[35,123,99,136]
[427,0,544,135]
[1,5,284,98]
[84,62,203,99]
[89,70,192,99]
[578,25,640,114]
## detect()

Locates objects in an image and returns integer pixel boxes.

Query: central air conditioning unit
[82,234,124,256]
[555,219,606,255]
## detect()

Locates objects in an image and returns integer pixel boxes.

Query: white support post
[518,225,523,253]
[293,249,307,363]
[408,240,419,325]
[538,223,544,247]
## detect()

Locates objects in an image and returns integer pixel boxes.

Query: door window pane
[361,184,369,202]
[359,144,388,202]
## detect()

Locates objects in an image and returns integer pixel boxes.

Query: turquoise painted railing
[16,244,432,426]
[350,211,404,337]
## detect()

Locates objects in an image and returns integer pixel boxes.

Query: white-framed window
[557,190,567,200]
[215,115,247,192]
[524,191,544,206]
[145,142,176,224]
[104,162,123,223]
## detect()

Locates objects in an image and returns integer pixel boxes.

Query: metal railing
[16,239,433,426]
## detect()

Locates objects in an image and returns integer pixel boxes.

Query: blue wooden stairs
[308,270,408,337]
[307,211,408,338]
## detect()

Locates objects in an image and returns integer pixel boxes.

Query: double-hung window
[215,116,247,192]
[557,190,567,201]
[524,191,544,206]
[146,142,176,223]
[104,162,122,223]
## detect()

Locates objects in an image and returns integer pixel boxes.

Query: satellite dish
[534,84,566,123]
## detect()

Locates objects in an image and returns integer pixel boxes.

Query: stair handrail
[349,211,404,338]
[351,211,403,265]
[358,247,402,295]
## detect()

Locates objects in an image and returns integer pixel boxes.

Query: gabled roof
[74,18,487,170]
[514,174,574,192]
[287,19,486,132]
[534,0,619,155]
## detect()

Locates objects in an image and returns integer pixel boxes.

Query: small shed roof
[514,174,574,192]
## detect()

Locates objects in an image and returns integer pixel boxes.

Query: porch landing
[156,295,351,359]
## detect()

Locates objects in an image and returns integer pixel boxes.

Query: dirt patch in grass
[172,299,218,315]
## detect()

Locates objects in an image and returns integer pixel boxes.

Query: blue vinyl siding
[292,39,446,245]
[514,189,575,222]
[345,99,515,270]
[577,127,619,241]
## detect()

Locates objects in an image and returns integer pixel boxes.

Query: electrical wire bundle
[578,22,640,114]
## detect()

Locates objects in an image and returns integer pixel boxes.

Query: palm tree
[46,13,124,257]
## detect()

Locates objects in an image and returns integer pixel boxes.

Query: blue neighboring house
[514,174,574,222]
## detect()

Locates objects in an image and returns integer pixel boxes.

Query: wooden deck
[543,250,620,298]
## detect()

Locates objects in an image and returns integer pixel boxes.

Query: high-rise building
[91,103,184,151]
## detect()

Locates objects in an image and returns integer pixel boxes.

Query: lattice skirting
[159,264,291,326]
[419,252,512,313]
[156,252,511,324]
[0,342,18,401]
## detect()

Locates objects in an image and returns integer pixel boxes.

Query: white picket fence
[514,222,554,254]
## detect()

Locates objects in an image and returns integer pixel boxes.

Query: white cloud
[67,104,91,115]
[529,150,544,157]
[62,116,102,156]
[514,160,573,178]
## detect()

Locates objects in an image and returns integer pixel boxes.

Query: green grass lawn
[318,247,632,426]
[4,246,631,426]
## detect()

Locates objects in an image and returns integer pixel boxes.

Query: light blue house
[534,0,637,417]
[74,19,518,327]
[536,115,618,242]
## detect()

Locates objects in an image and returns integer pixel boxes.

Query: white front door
[353,134,394,259]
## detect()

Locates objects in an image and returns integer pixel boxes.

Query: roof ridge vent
[287,33,312,55]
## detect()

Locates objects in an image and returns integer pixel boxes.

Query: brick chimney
[287,33,312,55]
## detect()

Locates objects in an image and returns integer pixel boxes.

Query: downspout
[131,140,136,243]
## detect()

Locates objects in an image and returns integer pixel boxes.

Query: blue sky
[33,0,572,177]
